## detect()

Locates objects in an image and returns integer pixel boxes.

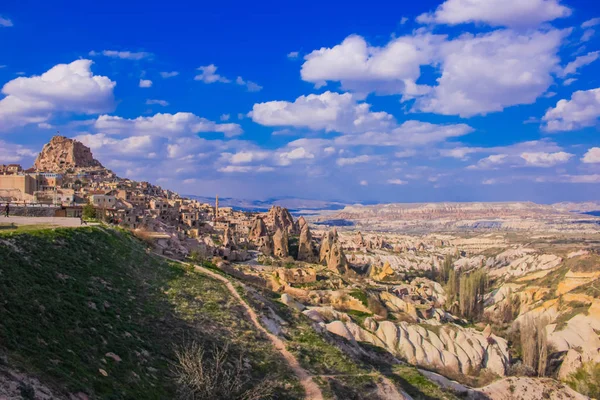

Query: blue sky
[1,0,600,203]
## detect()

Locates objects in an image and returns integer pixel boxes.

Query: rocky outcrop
[477,377,588,400]
[264,206,297,235]
[297,216,308,232]
[273,229,289,258]
[249,217,268,241]
[549,299,600,378]
[297,224,316,262]
[281,294,305,311]
[34,135,104,172]
[369,261,395,281]
[556,269,600,295]
[256,235,274,256]
[222,225,236,249]
[275,267,317,284]
[318,315,509,377]
[354,231,366,248]
[320,230,348,274]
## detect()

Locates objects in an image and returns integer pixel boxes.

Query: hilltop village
[0,135,343,264]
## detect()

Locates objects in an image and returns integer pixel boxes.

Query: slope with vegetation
[0,226,302,399]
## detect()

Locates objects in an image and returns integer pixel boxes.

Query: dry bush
[172,341,275,400]
[520,316,549,377]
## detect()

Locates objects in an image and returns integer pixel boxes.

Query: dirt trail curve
[180,261,324,400]
[166,258,409,400]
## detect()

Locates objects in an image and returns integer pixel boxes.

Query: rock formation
[222,225,236,249]
[264,206,297,235]
[309,312,510,377]
[297,224,316,262]
[249,217,268,240]
[354,231,366,248]
[275,267,317,284]
[256,235,274,256]
[369,261,395,281]
[320,230,348,274]
[34,135,104,172]
[273,228,289,258]
[297,216,308,232]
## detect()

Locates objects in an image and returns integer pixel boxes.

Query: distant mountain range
[184,196,600,215]
[184,195,349,213]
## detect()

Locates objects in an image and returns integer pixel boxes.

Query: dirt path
[188,262,324,400]
[166,258,409,399]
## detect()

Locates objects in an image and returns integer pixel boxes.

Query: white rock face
[280,294,305,312]
[320,313,509,377]
[558,349,583,380]
[488,252,562,278]
[477,377,588,400]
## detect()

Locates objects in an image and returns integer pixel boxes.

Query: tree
[82,203,96,220]
[458,269,488,319]
[438,254,453,284]
[446,268,459,307]
[521,316,549,376]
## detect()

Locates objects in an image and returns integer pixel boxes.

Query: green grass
[0,227,301,399]
[566,362,600,398]
[555,304,590,331]
[0,223,55,233]
[389,365,461,400]
[346,310,373,327]
[349,289,369,308]
[563,254,600,273]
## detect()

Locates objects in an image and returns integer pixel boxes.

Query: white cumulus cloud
[301,28,567,117]
[414,29,567,117]
[139,79,152,88]
[251,91,394,133]
[95,112,243,138]
[278,147,315,166]
[520,151,573,167]
[582,147,600,163]
[74,133,155,155]
[195,64,231,84]
[542,87,600,131]
[0,59,116,130]
[416,0,571,28]
[301,33,441,97]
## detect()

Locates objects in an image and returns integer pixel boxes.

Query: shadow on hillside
[0,227,298,400]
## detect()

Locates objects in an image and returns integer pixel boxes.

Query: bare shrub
[520,316,549,377]
[172,341,275,400]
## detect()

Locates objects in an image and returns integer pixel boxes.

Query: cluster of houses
[0,163,257,253]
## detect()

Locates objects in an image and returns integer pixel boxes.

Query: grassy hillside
[0,227,301,399]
